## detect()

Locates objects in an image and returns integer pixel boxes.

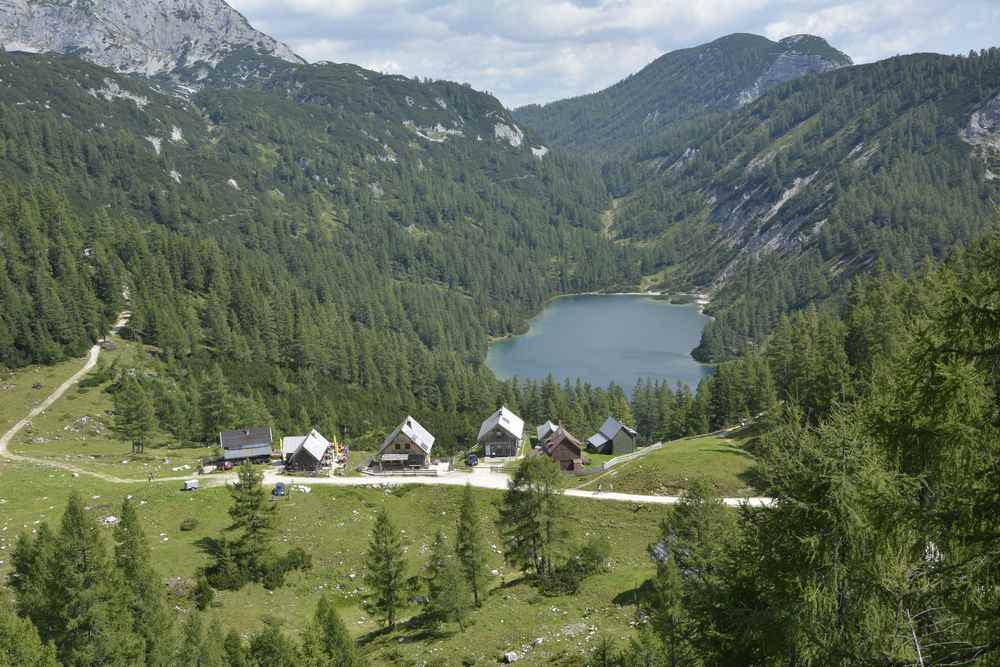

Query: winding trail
[0,311,772,507]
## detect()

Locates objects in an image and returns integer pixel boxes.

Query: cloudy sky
[229,1,1000,108]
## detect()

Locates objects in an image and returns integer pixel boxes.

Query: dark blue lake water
[486,294,713,390]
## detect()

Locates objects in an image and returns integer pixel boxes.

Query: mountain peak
[0,0,304,76]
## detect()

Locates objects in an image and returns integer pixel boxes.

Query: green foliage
[455,483,489,607]
[363,507,408,630]
[192,575,215,612]
[422,530,470,632]
[300,594,362,667]
[113,374,156,443]
[498,455,568,580]
[0,593,57,667]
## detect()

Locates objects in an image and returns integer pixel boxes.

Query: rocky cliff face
[737,36,852,106]
[0,0,303,76]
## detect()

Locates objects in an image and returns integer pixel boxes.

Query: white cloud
[229,0,1000,107]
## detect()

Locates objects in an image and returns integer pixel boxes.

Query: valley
[1,1,999,665]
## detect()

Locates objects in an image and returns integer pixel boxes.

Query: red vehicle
[222,461,234,471]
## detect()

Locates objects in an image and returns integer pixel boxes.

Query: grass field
[0,457,662,666]
[5,338,218,480]
[575,435,758,497]
[0,345,755,665]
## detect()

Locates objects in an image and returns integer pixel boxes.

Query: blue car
[466,454,479,467]
[273,482,286,497]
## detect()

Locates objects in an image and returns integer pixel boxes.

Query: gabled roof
[477,406,525,442]
[597,416,638,440]
[380,416,435,454]
[586,432,609,449]
[284,429,331,462]
[543,427,582,457]
[536,420,557,442]
[220,427,273,450]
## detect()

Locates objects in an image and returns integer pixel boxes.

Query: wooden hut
[586,417,638,455]
[477,406,525,458]
[375,416,435,470]
[539,427,585,471]
[219,427,273,463]
[281,429,332,472]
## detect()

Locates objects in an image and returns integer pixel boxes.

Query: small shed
[540,427,585,471]
[375,416,435,469]
[183,479,199,491]
[281,429,332,472]
[536,420,558,446]
[219,427,273,462]
[587,417,638,455]
[478,406,524,458]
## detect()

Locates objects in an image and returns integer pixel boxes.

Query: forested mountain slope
[0,49,641,447]
[605,50,1000,360]
[514,33,851,156]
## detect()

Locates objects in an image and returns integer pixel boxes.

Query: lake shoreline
[486,294,715,390]
[488,289,712,344]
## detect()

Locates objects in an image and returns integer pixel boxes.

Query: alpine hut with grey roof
[219,427,273,462]
[587,417,638,455]
[375,416,435,470]
[478,406,524,458]
[281,429,332,472]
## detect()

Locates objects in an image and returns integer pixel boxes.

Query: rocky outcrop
[0,0,303,77]
[737,36,852,106]
[963,94,1000,152]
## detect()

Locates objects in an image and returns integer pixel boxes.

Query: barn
[477,406,525,458]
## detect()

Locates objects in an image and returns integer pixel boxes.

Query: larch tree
[423,530,470,632]
[497,455,568,580]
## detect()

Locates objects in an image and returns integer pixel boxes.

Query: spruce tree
[226,460,277,578]
[48,492,144,666]
[455,483,489,607]
[423,530,470,632]
[498,455,568,580]
[114,375,156,444]
[0,593,57,667]
[113,496,176,666]
[363,507,407,631]
[301,594,360,667]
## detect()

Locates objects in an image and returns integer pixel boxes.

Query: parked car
[466,454,479,467]
[272,482,286,497]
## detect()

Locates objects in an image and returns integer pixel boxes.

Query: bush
[179,517,198,532]
[193,575,214,610]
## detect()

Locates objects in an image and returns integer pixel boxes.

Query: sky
[228,1,1000,108]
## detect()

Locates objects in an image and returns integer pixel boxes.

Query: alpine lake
[486,294,714,391]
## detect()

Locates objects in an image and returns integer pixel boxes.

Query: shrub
[192,575,214,610]
[179,517,198,532]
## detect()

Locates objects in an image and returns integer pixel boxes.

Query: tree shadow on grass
[193,535,223,557]
[612,577,656,609]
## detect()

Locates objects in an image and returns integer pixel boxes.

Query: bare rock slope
[0,0,303,76]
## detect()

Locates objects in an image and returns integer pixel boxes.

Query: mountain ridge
[514,32,852,155]
[0,0,304,77]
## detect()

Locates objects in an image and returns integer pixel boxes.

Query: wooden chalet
[587,417,638,455]
[219,427,273,462]
[375,416,435,470]
[539,426,585,471]
[281,429,332,472]
[477,406,525,458]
